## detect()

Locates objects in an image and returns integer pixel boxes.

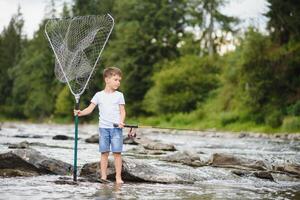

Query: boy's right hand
[74,109,81,116]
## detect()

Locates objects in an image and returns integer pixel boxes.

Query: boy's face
[105,74,122,90]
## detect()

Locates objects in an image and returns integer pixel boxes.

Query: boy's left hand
[118,122,125,128]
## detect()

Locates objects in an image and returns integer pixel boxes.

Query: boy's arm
[119,104,126,127]
[74,103,96,117]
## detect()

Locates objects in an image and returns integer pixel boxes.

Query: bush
[287,101,300,116]
[265,111,283,128]
[54,86,73,118]
[143,55,219,114]
[220,112,239,126]
[281,116,300,132]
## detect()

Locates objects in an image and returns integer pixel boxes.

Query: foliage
[266,0,300,44]
[281,116,300,132]
[0,7,24,112]
[105,0,187,116]
[54,86,73,118]
[144,55,219,114]
[9,21,58,119]
[1,0,300,132]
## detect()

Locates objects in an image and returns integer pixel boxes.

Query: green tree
[9,20,59,119]
[266,0,300,44]
[144,55,219,114]
[73,0,115,15]
[238,28,300,127]
[187,0,239,56]
[106,0,187,116]
[0,6,24,115]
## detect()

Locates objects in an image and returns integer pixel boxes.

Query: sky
[0,0,269,39]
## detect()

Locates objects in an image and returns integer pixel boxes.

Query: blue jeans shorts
[99,128,123,153]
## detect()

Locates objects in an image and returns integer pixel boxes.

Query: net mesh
[45,15,114,96]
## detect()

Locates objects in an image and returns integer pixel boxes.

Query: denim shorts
[99,128,123,153]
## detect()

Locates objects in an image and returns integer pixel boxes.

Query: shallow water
[0,123,299,200]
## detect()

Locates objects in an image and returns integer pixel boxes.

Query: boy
[74,67,125,184]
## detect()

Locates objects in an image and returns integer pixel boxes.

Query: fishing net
[45,14,114,99]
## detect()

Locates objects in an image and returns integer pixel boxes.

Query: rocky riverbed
[0,122,299,199]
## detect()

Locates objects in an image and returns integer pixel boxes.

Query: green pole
[73,96,80,182]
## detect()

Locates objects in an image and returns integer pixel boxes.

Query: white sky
[0,0,269,38]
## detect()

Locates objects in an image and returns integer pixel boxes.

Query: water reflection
[93,183,123,200]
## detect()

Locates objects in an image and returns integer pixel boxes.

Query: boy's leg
[111,128,123,183]
[113,153,123,183]
[100,152,109,180]
[99,128,110,180]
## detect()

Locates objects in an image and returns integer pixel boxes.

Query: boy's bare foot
[116,179,124,184]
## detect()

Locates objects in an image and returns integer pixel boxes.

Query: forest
[1,0,300,133]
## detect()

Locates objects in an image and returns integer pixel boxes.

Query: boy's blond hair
[103,67,122,79]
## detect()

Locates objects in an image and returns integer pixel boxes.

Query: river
[0,123,299,200]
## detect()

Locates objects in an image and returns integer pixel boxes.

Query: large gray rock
[209,153,267,170]
[80,158,193,184]
[80,159,116,179]
[127,146,167,155]
[0,149,73,177]
[274,163,300,177]
[231,169,274,181]
[132,136,176,151]
[123,135,139,145]
[160,151,206,167]
[8,141,30,149]
[85,134,99,143]
[142,142,176,151]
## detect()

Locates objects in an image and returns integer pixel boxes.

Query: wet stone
[52,135,74,140]
[8,141,30,149]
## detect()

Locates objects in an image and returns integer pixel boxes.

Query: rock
[126,146,148,155]
[283,163,300,175]
[13,134,43,139]
[287,134,300,140]
[14,134,30,138]
[0,169,39,177]
[52,135,74,140]
[238,132,249,138]
[231,170,274,181]
[123,135,139,145]
[85,134,99,143]
[124,135,176,151]
[80,162,99,177]
[8,141,30,149]
[209,153,267,170]
[122,158,191,183]
[160,151,206,167]
[253,171,274,181]
[80,159,116,179]
[80,158,193,184]
[29,142,72,149]
[143,142,176,151]
[0,149,73,177]
[274,163,300,177]
[231,169,251,177]
[127,146,167,155]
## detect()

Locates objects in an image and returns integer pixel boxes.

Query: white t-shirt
[91,90,125,128]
